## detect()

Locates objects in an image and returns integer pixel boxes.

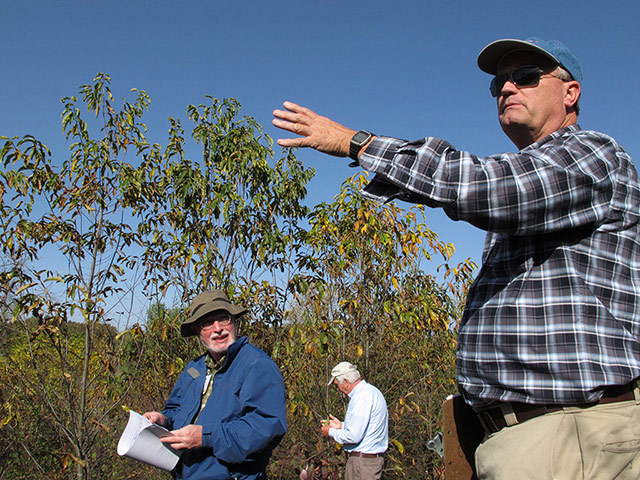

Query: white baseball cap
[327,361,359,386]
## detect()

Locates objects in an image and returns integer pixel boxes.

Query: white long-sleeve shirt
[329,380,388,453]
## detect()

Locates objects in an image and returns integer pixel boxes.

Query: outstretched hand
[272,102,357,157]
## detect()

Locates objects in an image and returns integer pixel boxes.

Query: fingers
[272,100,355,157]
[276,101,311,119]
[161,424,203,450]
[328,415,342,429]
[275,132,309,149]
[272,102,313,147]
[161,434,194,450]
[273,101,308,122]
[160,433,181,448]
[272,101,310,129]
[282,100,304,112]
[142,411,166,426]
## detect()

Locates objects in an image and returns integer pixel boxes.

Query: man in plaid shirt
[273,37,640,479]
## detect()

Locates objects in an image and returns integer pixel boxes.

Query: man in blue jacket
[144,290,287,480]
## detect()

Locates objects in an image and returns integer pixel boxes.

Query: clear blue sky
[2,0,639,277]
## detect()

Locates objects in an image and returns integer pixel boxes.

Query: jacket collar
[210,336,248,372]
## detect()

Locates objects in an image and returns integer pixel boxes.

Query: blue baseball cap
[477,37,582,83]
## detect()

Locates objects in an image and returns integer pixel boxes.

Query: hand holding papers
[117,410,182,471]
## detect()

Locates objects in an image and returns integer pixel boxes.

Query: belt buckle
[477,402,518,435]
[476,410,500,434]
[498,403,518,427]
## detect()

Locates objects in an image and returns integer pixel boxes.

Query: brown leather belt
[476,381,638,435]
[347,451,385,458]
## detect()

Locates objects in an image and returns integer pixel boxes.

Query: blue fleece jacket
[162,337,287,480]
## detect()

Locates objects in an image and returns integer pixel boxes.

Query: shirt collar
[348,379,367,398]
[205,353,226,373]
[522,124,581,152]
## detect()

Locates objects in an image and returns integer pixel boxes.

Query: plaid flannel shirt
[359,125,640,408]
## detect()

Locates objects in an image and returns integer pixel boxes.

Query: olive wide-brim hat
[181,289,248,337]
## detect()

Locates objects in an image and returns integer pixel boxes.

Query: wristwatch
[349,130,374,164]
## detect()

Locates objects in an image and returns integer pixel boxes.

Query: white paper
[117,410,181,471]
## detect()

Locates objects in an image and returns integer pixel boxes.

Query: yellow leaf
[15,282,37,295]
[391,438,405,454]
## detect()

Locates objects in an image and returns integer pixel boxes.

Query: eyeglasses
[197,315,233,330]
[490,65,563,97]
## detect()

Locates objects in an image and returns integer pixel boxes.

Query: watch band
[349,130,374,162]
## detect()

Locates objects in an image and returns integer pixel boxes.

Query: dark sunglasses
[490,65,550,97]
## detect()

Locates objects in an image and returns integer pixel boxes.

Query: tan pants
[344,455,384,480]
[475,400,640,480]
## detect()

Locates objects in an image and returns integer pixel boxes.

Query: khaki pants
[475,400,640,480]
[344,455,384,480]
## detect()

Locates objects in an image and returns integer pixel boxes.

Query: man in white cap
[274,37,640,479]
[143,290,287,480]
[321,362,388,480]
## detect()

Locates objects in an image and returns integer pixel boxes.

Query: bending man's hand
[272,102,357,157]
[328,414,342,430]
[320,414,343,437]
[161,424,203,450]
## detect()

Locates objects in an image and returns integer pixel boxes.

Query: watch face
[352,131,371,144]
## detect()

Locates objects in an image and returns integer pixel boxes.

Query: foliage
[129,95,314,320]
[264,175,474,478]
[0,75,476,479]
[0,73,160,480]
[0,73,314,480]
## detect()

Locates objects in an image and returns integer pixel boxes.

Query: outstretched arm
[272,101,373,158]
